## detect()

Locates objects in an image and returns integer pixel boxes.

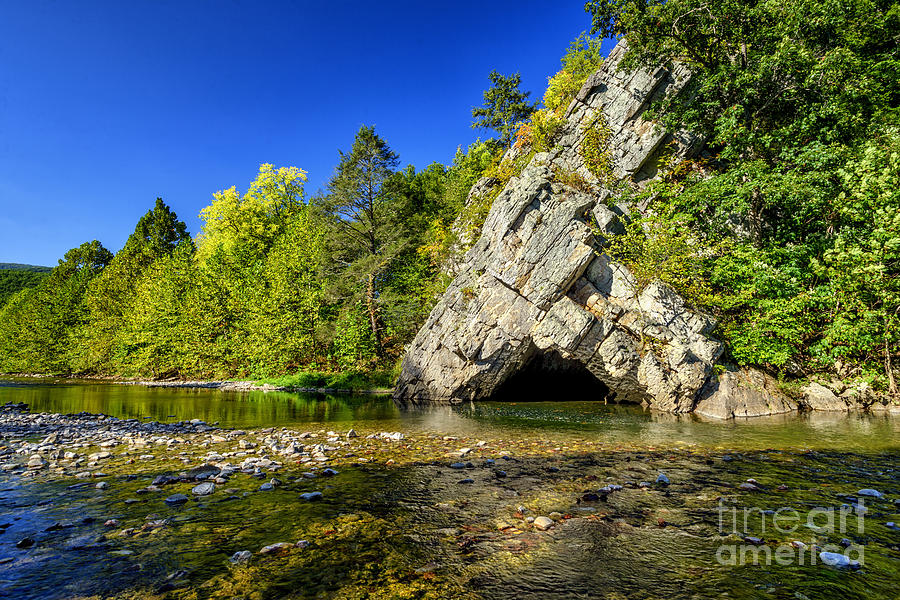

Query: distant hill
[0,264,51,308]
[0,263,51,272]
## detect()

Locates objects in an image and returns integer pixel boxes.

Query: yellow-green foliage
[197,164,307,260]
[602,214,713,309]
[580,111,615,186]
[544,33,605,114]
[552,166,594,194]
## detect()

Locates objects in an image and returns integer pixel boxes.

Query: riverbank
[2,400,899,599]
[1,372,395,395]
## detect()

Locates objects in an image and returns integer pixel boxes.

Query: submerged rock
[164,494,189,505]
[192,482,216,496]
[533,516,554,531]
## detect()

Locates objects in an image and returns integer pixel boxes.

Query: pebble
[95,481,109,490]
[533,516,554,531]
[164,494,189,505]
[321,468,338,477]
[16,538,35,549]
[449,462,466,469]
[259,483,274,491]
[229,550,252,564]
[259,542,292,554]
[300,492,322,501]
[457,478,475,484]
[857,488,883,498]
[192,482,216,496]
[656,473,670,485]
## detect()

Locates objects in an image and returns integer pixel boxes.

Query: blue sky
[0,1,611,266]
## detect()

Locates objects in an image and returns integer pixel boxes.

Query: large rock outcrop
[394,41,721,413]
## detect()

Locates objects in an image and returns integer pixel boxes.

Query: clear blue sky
[1,1,611,266]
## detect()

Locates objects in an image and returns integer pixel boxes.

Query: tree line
[1,0,897,393]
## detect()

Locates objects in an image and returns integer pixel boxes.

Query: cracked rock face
[394,41,722,413]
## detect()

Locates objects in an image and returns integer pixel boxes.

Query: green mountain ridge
[0,263,52,272]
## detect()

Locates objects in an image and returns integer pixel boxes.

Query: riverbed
[0,379,898,600]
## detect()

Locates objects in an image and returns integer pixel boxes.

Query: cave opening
[491,349,610,402]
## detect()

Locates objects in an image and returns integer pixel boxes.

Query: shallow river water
[0,380,898,600]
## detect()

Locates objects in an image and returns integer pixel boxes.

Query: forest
[0,264,50,308]
[1,0,897,393]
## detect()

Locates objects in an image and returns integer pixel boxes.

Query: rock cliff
[393,42,768,415]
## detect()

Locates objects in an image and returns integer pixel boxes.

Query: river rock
[819,551,859,569]
[533,516,554,531]
[393,40,731,413]
[801,383,851,411]
[192,482,216,496]
[857,489,883,498]
[164,494,189,505]
[300,492,322,501]
[187,464,221,480]
[259,542,292,555]
[694,369,799,419]
[230,550,252,564]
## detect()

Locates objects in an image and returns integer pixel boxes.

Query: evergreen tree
[320,125,401,360]
[472,71,537,147]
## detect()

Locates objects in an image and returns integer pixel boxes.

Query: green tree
[472,71,537,147]
[320,125,402,360]
[72,199,192,373]
[198,163,307,260]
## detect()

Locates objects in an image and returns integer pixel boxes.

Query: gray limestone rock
[801,382,851,411]
[393,41,733,413]
[694,369,798,419]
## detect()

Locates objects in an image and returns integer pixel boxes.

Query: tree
[72,199,191,373]
[471,71,537,147]
[320,125,402,360]
[198,163,307,260]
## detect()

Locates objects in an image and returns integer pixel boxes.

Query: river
[0,379,898,599]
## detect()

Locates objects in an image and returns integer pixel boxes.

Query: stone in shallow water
[656,473,670,485]
[259,483,274,491]
[819,552,860,569]
[187,464,221,480]
[229,550,252,564]
[95,481,109,490]
[192,482,215,496]
[259,542,292,555]
[857,488,883,498]
[533,516,554,531]
[300,492,322,501]
[164,494,189,505]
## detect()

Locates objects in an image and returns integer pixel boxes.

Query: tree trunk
[886,338,897,396]
[366,272,382,357]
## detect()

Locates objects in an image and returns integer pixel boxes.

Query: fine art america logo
[714,492,874,568]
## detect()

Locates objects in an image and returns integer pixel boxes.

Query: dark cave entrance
[491,349,610,402]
